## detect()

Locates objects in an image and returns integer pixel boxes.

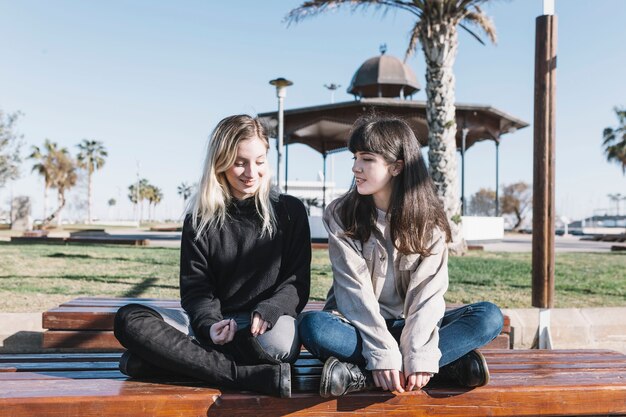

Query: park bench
[2,348,626,416]
[41,297,512,351]
[10,236,150,246]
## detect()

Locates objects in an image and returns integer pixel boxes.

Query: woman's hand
[405,372,432,391]
[209,319,237,345]
[250,312,270,336]
[372,369,405,393]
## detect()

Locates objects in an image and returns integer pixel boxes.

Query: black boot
[436,350,490,387]
[119,350,176,378]
[319,357,375,398]
[236,363,291,398]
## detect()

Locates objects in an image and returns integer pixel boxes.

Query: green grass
[0,243,623,312]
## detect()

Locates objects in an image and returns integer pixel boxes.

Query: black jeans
[114,303,255,386]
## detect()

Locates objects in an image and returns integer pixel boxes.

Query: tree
[177,182,193,202]
[76,139,108,223]
[287,0,497,254]
[107,198,117,220]
[41,145,78,227]
[128,178,150,222]
[29,139,59,219]
[468,188,496,216]
[145,185,163,221]
[602,107,626,174]
[0,109,23,188]
[500,182,532,231]
[300,197,322,215]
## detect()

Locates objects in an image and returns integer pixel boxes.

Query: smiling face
[224,136,268,200]
[352,151,402,211]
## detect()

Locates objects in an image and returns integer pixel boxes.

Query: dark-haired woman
[298,115,503,397]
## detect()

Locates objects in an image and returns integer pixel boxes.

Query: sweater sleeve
[253,196,312,327]
[399,230,448,375]
[179,215,223,341]
[323,201,403,372]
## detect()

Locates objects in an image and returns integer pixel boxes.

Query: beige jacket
[323,199,448,374]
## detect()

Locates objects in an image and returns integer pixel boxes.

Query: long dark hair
[336,115,451,256]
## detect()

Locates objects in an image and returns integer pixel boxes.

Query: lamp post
[269,77,293,192]
[324,83,341,104]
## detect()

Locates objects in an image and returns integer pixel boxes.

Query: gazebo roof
[258,98,529,155]
[347,54,420,98]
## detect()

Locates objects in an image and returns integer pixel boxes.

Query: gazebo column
[322,151,327,210]
[495,139,500,216]
[461,127,468,215]
[285,137,289,193]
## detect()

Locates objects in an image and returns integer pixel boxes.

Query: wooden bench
[11,236,150,246]
[42,297,512,351]
[2,349,626,416]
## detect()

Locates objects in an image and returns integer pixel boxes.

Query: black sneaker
[319,357,375,398]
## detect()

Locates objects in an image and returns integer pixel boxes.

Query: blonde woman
[114,115,311,398]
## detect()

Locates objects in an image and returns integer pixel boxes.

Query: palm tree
[287,0,497,254]
[128,178,150,222]
[40,145,78,227]
[146,185,163,221]
[29,140,59,220]
[76,139,108,224]
[602,107,626,174]
[177,182,193,202]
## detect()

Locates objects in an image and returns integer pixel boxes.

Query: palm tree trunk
[42,190,66,228]
[43,185,48,220]
[87,171,93,224]
[56,191,63,227]
[421,20,467,255]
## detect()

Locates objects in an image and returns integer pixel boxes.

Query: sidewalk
[480,233,617,252]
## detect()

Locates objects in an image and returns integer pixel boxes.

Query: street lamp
[269,77,293,191]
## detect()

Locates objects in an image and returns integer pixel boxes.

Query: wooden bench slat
[2,379,625,417]
[0,353,122,363]
[0,361,120,371]
[2,350,626,417]
[44,300,509,331]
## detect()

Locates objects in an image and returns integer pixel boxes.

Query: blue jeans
[298,301,504,368]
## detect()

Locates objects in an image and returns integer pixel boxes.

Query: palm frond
[462,8,497,44]
[286,0,421,26]
[404,20,423,60]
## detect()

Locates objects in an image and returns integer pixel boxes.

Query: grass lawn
[0,243,623,312]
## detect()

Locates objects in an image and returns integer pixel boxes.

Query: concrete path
[480,233,617,253]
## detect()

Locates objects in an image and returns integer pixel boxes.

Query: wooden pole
[532,14,557,310]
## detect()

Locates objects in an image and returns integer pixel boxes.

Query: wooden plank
[43,298,509,333]
[42,331,123,350]
[0,353,122,363]
[3,377,625,417]
[2,351,626,416]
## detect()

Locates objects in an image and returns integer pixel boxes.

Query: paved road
[136,230,620,252]
[479,234,619,253]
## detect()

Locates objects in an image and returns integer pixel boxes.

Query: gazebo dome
[347,53,420,99]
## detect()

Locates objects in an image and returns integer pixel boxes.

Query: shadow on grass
[124,277,160,297]
[45,252,176,266]
[0,274,178,291]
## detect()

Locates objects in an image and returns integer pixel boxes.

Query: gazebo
[258,52,529,209]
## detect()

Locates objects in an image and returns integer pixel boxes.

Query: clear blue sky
[1,0,625,222]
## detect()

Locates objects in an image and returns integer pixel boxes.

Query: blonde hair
[187,114,276,238]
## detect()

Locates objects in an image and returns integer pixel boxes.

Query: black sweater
[179,194,311,342]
